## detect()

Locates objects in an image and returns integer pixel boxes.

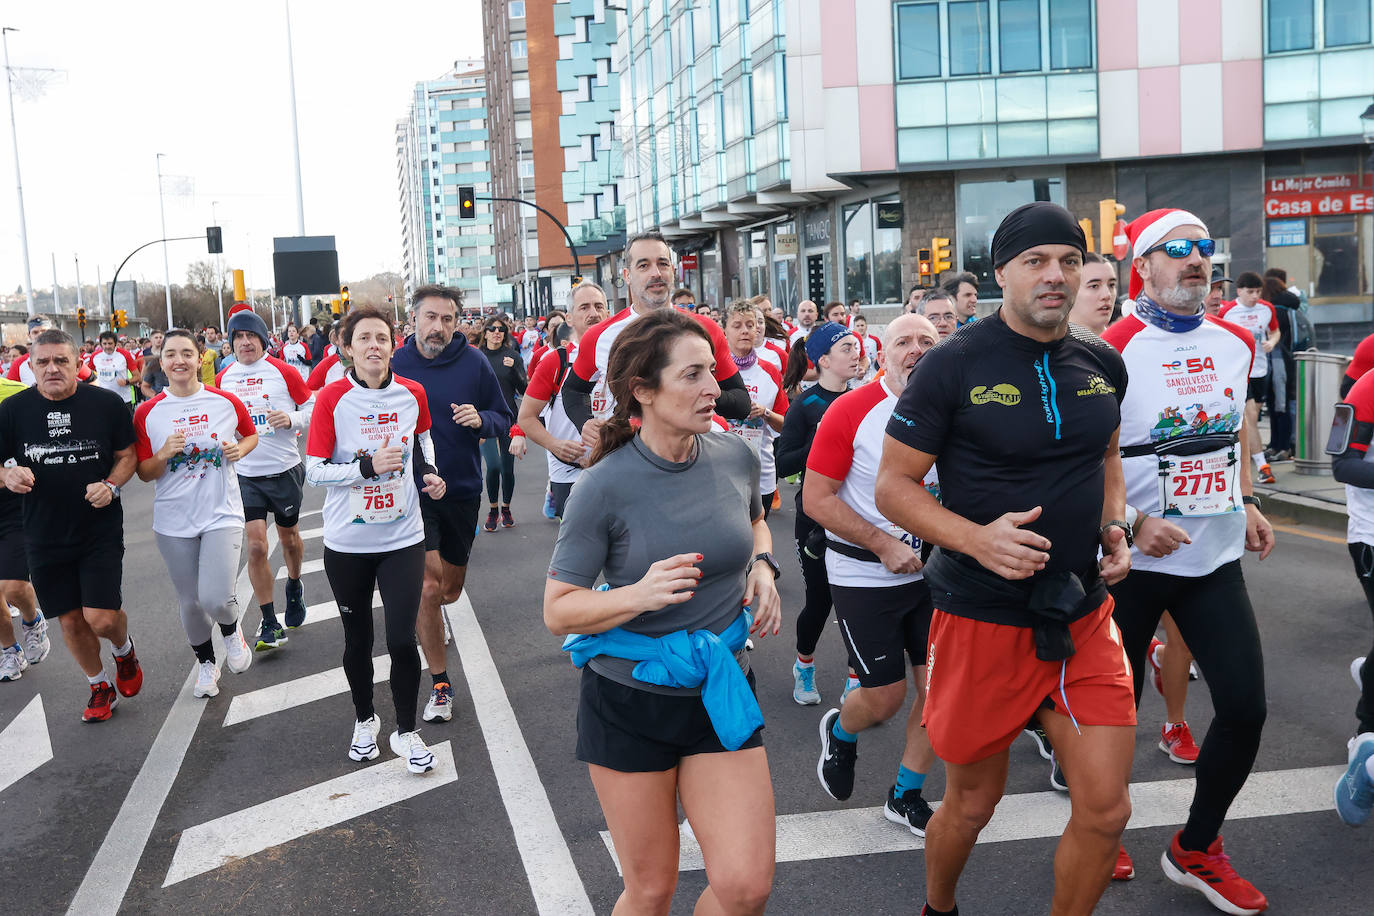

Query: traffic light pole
[477,195,582,288]
[108,235,203,329]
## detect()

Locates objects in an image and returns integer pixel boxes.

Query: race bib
[98,366,117,383]
[886,521,918,549]
[590,378,611,419]
[348,479,405,524]
[728,423,764,455]
[1158,448,1241,518]
[247,402,274,437]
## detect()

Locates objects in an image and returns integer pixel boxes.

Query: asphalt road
[3,447,1374,915]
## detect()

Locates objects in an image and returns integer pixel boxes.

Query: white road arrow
[0,695,53,794]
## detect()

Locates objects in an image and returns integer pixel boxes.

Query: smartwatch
[747,551,781,580]
[1242,495,1261,508]
[1100,520,1133,549]
[102,478,121,500]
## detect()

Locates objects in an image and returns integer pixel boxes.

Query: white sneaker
[390,729,436,774]
[423,682,453,722]
[20,613,50,664]
[0,647,27,681]
[223,623,253,674]
[1354,657,1366,691]
[192,660,220,698]
[349,714,381,761]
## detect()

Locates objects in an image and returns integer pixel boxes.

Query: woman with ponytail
[545,307,781,915]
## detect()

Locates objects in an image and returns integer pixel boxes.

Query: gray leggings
[155,528,244,649]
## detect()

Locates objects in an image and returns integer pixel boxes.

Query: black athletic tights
[794,533,834,657]
[1346,543,1374,734]
[1110,560,1267,850]
[324,543,426,733]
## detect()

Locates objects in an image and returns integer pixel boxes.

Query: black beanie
[226,307,271,349]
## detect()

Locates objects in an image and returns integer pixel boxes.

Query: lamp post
[156,153,174,329]
[2,27,34,316]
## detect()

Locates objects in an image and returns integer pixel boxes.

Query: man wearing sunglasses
[1219,273,1281,485]
[1102,208,1274,916]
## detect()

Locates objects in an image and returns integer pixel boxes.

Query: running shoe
[193,660,220,698]
[1336,733,1374,827]
[423,682,454,723]
[1257,463,1276,485]
[223,623,253,674]
[1023,725,1053,760]
[1160,721,1201,764]
[839,676,860,707]
[255,620,288,651]
[792,662,821,706]
[1353,656,1365,691]
[817,708,857,801]
[20,613,50,664]
[1147,637,1166,697]
[390,729,437,774]
[349,714,381,761]
[543,487,557,519]
[113,640,143,698]
[501,506,515,528]
[484,508,499,532]
[82,682,119,722]
[0,646,27,681]
[1161,831,1268,915]
[884,785,934,837]
[1049,752,1068,792]
[1113,846,1135,881]
[284,578,307,628]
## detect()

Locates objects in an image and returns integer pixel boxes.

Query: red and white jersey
[1103,314,1255,578]
[1217,300,1277,377]
[517,328,540,368]
[86,347,139,403]
[306,372,434,554]
[724,359,788,494]
[858,334,882,362]
[807,378,935,588]
[280,341,312,381]
[134,386,256,538]
[789,325,812,346]
[526,342,586,484]
[761,339,789,376]
[306,352,346,391]
[215,355,313,477]
[6,355,34,386]
[324,343,337,358]
[572,306,738,420]
[1341,370,1374,544]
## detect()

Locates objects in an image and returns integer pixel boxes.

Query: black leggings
[481,435,515,505]
[324,543,426,733]
[794,533,834,657]
[1110,560,1267,850]
[762,490,775,521]
[1346,543,1374,734]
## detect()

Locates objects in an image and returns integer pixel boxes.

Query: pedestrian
[478,316,527,531]
[85,331,141,411]
[1261,271,1301,460]
[545,307,781,915]
[1218,272,1280,485]
[1068,252,1118,335]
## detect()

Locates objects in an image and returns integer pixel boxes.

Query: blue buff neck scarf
[1135,294,1204,334]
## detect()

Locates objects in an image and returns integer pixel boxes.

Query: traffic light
[1078,218,1095,253]
[330,299,341,317]
[76,307,86,328]
[917,248,933,286]
[340,286,350,313]
[459,185,476,219]
[206,226,223,254]
[1099,199,1125,257]
[114,309,127,329]
[931,237,952,275]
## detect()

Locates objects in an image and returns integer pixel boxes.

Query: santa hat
[1125,208,1209,300]
[227,301,255,317]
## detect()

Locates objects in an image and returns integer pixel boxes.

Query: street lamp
[1,27,35,316]
[156,153,174,329]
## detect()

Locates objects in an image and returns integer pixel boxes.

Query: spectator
[1263,271,1302,460]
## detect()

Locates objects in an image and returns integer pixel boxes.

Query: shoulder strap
[553,346,571,391]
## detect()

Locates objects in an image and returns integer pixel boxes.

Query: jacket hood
[399,330,470,367]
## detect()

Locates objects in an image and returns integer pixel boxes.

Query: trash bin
[1294,350,1352,476]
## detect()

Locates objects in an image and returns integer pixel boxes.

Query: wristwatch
[1242,495,1262,508]
[747,551,781,580]
[1100,520,1133,548]
[102,478,121,499]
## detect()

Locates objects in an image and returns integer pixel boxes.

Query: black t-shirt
[886,313,1127,615]
[0,384,136,548]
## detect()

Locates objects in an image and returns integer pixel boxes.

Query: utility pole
[74,254,82,311]
[212,201,225,330]
[284,0,307,326]
[517,142,530,318]
[156,153,174,329]
[50,252,58,314]
[1,27,35,316]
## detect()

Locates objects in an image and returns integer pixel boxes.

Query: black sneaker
[255,620,289,651]
[1024,725,1053,760]
[284,578,307,629]
[817,708,857,801]
[1049,752,1068,792]
[484,508,499,532]
[884,785,935,836]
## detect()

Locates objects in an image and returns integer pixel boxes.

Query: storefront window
[873,205,903,303]
[842,199,903,304]
[844,202,873,305]
[1314,215,1361,296]
[957,175,1065,297]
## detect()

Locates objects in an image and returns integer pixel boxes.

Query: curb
[1254,485,1346,532]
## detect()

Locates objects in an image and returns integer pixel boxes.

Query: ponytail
[589,396,637,466]
[782,335,809,392]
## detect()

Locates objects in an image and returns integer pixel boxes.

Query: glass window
[996,75,1046,121]
[1264,100,1321,140]
[898,126,949,162]
[946,78,997,123]
[509,1,526,18]
[1048,0,1092,69]
[958,176,1064,296]
[1314,215,1360,295]
[1263,54,1321,103]
[511,40,528,58]
[1326,0,1372,46]
[897,3,942,79]
[997,120,1048,156]
[948,123,997,158]
[949,1,991,75]
[1321,48,1374,100]
[513,78,530,99]
[999,0,1041,72]
[844,202,873,304]
[1268,0,1314,52]
[1047,117,1097,154]
[1046,72,1097,117]
[692,1,716,54]
[897,83,948,127]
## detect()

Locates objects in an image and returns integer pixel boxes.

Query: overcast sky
[0,0,482,303]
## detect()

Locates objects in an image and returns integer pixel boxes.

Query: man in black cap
[1203,267,1231,317]
[876,202,1137,915]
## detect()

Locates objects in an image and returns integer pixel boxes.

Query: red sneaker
[1113,845,1134,880]
[113,641,143,697]
[1160,721,1201,764]
[1147,637,1165,696]
[82,682,119,722]
[1162,831,1268,914]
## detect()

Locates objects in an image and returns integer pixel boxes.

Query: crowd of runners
[4,205,1374,916]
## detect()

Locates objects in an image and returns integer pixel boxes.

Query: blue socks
[896,764,926,795]
[831,718,859,744]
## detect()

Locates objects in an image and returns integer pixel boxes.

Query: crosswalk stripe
[162,741,458,887]
[222,649,431,728]
[296,526,323,540]
[299,594,384,628]
[0,695,52,795]
[276,557,325,579]
[600,763,1348,874]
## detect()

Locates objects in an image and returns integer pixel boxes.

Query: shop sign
[681,253,699,270]
[1267,219,1307,247]
[803,211,830,248]
[1263,173,1372,218]
[774,233,799,256]
[876,203,904,228]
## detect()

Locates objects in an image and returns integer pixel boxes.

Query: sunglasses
[487,326,508,333]
[1142,238,1216,259]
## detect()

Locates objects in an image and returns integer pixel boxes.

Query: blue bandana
[805,322,854,365]
[1134,294,1204,334]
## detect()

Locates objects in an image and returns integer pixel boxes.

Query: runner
[1218,273,1280,486]
[790,300,818,345]
[1103,207,1273,914]
[877,202,1135,915]
[84,331,141,410]
[0,377,48,683]
[721,301,788,519]
[279,323,313,381]
[307,305,445,773]
[391,284,513,725]
[0,329,143,722]
[517,282,608,521]
[776,322,865,706]
[808,313,943,836]
[305,346,347,391]
[921,289,959,340]
[134,330,257,698]
[478,317,527,531]
[7,316,54,385]
[1068,252,1118,336]
[545,307,780,915]
[216,304,313,650]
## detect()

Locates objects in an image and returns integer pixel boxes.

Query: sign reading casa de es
[1263,173,1373,217]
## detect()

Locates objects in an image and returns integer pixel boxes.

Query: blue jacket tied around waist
[562,611,763,751]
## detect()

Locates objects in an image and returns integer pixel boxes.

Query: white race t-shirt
[87,348,139,403]
[725,358,789,495]
[1217,300,1277,378]
[215,355,313,477]
[280,341,312,381]
[525,342,587,485]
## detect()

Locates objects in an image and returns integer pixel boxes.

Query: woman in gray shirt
[545,308,782,915]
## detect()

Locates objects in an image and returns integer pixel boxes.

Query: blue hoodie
[391,332,513,500]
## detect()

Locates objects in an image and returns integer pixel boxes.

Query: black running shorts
[0,500,27,581]
[421,492,480,568]
[29,534,123,617]
[832,579,933,689]
[1247,376,1269,403]
[240,464,306,528]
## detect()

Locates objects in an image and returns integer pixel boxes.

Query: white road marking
[448,595,593,915]
[67,526,279,916]
[296,526,323,540]
[0,695,52,794]
[222,649,431,728]
[300,593,384,627]
[162,741,457,887]
[600,763,1347,874]
[276,557,325,579]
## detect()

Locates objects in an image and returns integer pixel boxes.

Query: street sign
[206,226,223,254]
[1113,220,1129,260]
[681,253,698,270]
